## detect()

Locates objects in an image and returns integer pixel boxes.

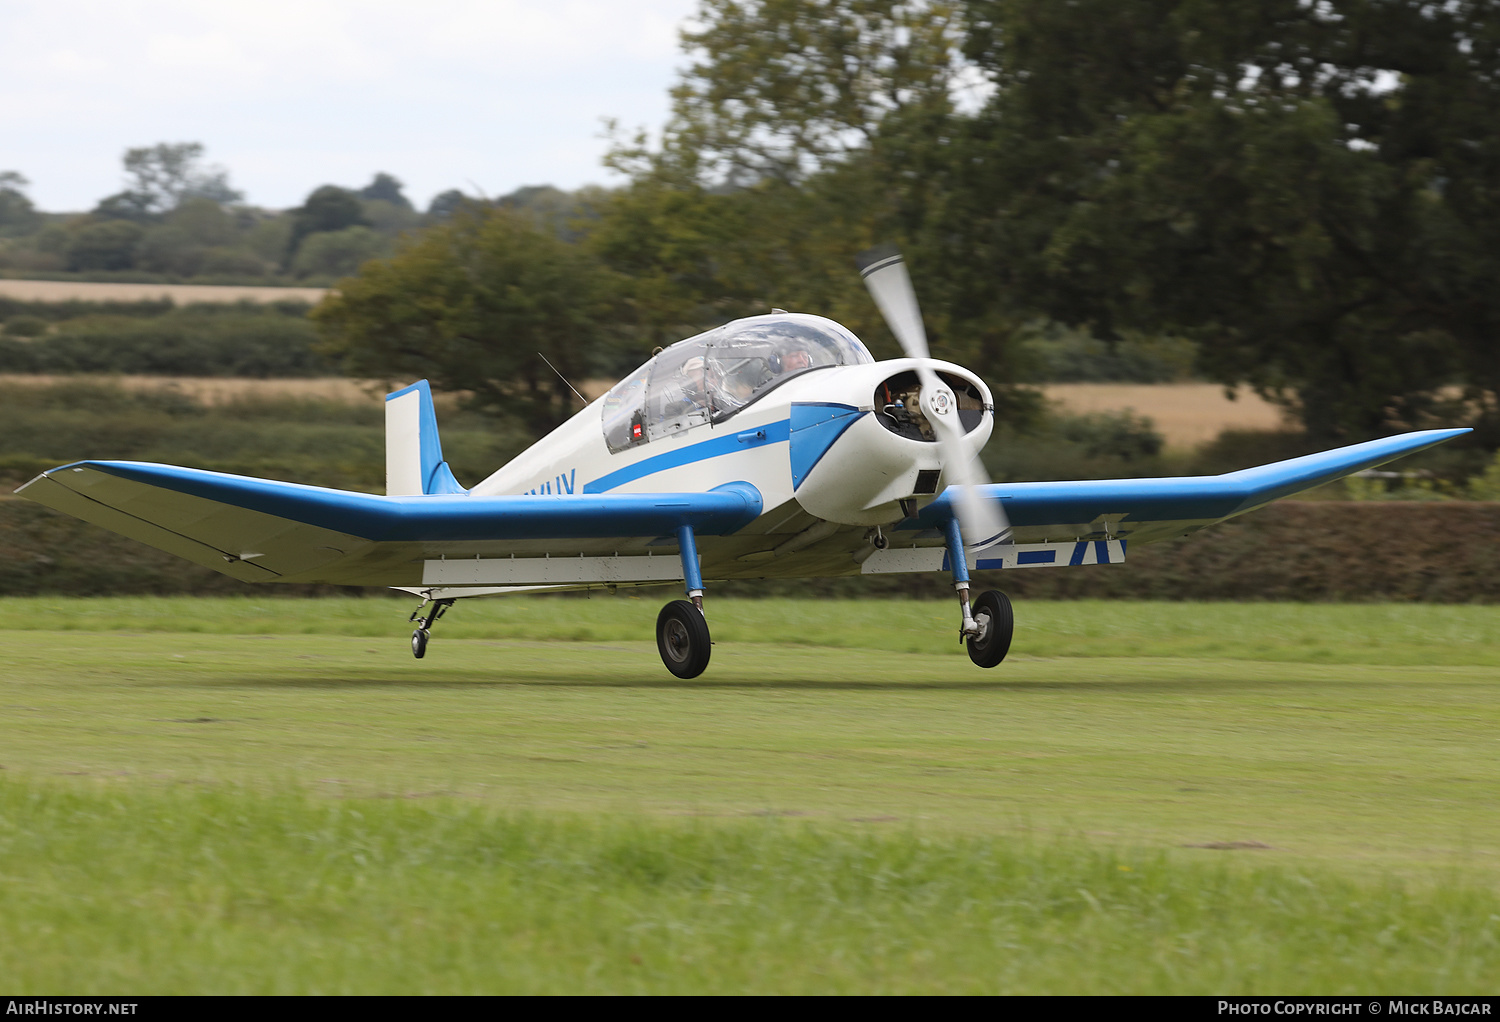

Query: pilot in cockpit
[775,347,813,375]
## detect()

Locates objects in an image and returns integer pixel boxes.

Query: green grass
[4,594,1499,665]
[3,784,1496,994]
[2,597,1498,992]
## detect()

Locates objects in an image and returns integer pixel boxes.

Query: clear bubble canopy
[602,314,874,452]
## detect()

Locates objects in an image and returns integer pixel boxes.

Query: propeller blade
[856,245,930,361]
[858,247,1010,549]
[937,429,1010,548]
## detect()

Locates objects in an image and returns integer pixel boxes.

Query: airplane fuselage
[474,315,993,535]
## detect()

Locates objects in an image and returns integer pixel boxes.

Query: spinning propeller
[857,247,1010,550]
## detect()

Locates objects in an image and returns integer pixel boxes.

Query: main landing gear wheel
[407,598,452,660]
[966,590,1014,669]
[656,600,712,679]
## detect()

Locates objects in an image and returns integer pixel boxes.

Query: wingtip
[14,460,91,495]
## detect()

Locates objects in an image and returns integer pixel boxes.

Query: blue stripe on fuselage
[584,418,791,493]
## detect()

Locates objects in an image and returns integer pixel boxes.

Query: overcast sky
[1,0,701,212]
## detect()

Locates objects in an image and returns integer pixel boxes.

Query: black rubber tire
[656,600,712,679]
[966,590,1014,668]
[411,628,429,659]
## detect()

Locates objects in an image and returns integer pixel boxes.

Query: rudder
[385,380,466,495]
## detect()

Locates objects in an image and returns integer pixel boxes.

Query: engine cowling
[790,362,993,526]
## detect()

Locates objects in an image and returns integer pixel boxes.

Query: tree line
[0,144,522,282]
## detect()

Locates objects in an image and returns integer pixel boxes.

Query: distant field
[1,596,1496,992]
[1041,382,1288,448]
[0,373,382,405]
[0,278,329,304]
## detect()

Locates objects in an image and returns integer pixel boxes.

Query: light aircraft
[17,252,1469,678]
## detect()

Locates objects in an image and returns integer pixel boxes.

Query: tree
[591,167,902,357]
[116,142,242,215]
[286,186,368,265]
[596,1,973,361]
[91,191,156,223]
[939,0,1500,441]
[358,172,412,209]
[362,198,421,238]
[66,220,144,271]
[290,226,389,278]
[313,206,622,434]
[425,189,473,222]
[496,185,601,242]
[132,198,246,276]
[644,0,965,187]
[0,171,40,234]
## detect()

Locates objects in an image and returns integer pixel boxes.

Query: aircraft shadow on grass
[211,671,1364,695]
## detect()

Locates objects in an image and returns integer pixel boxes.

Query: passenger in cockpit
[657,356,708,416]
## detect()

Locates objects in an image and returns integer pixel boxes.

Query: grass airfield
[1,596,1498,993]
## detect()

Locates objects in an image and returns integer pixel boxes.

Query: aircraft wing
[903,427,1472,550]
[17,461,763,588]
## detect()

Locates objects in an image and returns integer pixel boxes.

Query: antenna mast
[537,352,587,406]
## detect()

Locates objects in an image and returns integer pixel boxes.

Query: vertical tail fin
[385,380,466,495]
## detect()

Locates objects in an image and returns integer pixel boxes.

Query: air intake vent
[913,470,941,495]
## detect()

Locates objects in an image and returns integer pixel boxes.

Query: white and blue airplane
[16,252,1469,677]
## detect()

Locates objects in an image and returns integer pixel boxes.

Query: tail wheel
[966,590,1013,669]
[656,600,712,679]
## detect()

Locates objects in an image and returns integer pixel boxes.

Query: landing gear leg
[956,583,979,638]
[656,525,712,679]
[942,516,1014,668]
[944,516,982,642]
[408,597,454,659]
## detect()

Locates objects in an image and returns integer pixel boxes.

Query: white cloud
[0,0,697,211]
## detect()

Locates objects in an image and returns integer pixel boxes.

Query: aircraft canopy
[602,313,874,452]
